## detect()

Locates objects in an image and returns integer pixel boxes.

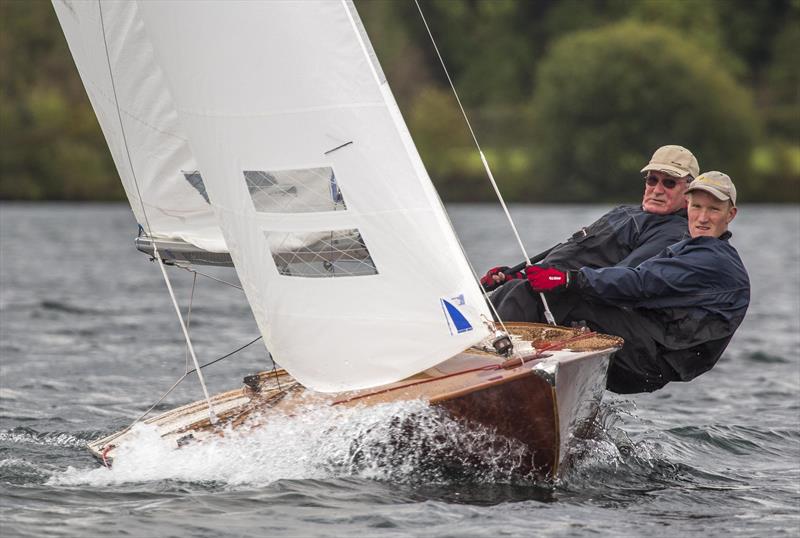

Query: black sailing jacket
[541,204,688,271]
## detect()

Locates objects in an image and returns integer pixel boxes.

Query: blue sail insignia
[441,297,473,334]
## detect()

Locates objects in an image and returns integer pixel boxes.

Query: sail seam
[213,205,447,219]
[171,102,386,119]
[77,77,191,143]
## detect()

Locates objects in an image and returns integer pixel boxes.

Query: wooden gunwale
[332,330,601,406]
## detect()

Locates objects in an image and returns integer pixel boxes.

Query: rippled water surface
[1,203,798,537]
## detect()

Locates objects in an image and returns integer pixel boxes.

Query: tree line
[1,0,797,203]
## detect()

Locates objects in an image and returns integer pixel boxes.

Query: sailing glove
[480,266,524,291]
[525,265,571,292]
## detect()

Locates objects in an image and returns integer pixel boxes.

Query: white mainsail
[51,0,226,252]
[58,0,494,392]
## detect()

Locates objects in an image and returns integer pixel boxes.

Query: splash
[558,398,685,491]
[0,427,91,449]
[49,399,539,488]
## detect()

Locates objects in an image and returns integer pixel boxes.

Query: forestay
[136,0,492,391]
[52,0,226,253]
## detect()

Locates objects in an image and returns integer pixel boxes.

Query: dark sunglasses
[645,175,685,190]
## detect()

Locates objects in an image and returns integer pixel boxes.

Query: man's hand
[525,265,569,292]
[480,266,523,291]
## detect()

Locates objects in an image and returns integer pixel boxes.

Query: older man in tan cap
[482,145,698,330]
[640,145,700,215]
[518,171,750,393]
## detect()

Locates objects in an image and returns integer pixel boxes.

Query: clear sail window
[183,171,210,204]
[267,229,377,278]
[245,167,347,213]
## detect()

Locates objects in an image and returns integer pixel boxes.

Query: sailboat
[52,0,621,479]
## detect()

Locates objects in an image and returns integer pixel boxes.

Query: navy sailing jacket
[573,232,750,384]
[542,205,688,271]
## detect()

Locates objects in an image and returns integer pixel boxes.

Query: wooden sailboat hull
[88,323,620,479]
[434,350,610,477]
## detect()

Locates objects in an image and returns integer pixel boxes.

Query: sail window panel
[267,229,378,278]
[183,171,211,204]
[245,167,347,213]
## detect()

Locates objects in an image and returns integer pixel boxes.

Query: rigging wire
[270,356,283,392]
[413,0,556,326]
[186,336,263,376]
[184,271,198,371]
[98,1,220,418]
[118,334,264,437]
[177,264,244,291]
[119,260,262,433]
[155,255,217,422]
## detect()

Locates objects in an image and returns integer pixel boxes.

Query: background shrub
[528,22,760,202]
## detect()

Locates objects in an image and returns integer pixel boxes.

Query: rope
[186,336,263,376]
[413,0,555,326]
[332,363,499,406]
[115,334,263,439]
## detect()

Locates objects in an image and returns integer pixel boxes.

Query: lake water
[1,203,798,537]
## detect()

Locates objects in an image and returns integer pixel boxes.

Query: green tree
[0,0,121,201]
[529,21,760,202]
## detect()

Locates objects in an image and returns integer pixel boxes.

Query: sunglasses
[645,175,686,190]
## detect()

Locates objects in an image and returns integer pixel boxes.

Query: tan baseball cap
[686,171,737,206]
[641,145,700,179]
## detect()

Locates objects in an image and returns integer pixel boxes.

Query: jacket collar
[683,230,732,242]
[638,206,689,218]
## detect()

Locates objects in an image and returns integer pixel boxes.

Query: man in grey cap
[483,145,698,323]
[517,171,750,393]
[684,171,738,238]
